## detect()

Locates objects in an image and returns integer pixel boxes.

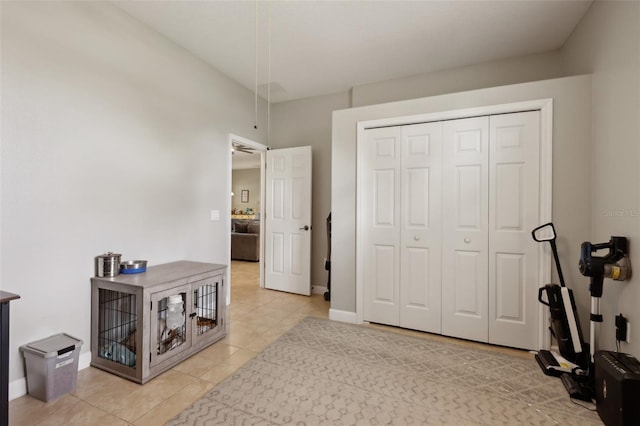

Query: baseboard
[329,309,357,324]
[79,350,91,370]
[9,351,92,401]
[8,378,26,402]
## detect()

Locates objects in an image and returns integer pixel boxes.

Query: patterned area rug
[168,317,601,425]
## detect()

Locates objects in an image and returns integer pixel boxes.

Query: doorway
[229,134,268,294]
[228,135,315,298]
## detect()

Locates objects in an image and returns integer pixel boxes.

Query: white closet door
[441,117,490,342]
[363,127,401,326]
[399,123,442,333]
[488,111,540,349]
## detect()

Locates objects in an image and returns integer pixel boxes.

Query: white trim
[79,350,91,370]
[227,135,234,305]
[329,309,358,324]
[355,99,553,349]
[258,151,266,288]
[359,99,549,130]
[538,100,553,349]
[355,125,366,324]
[230,133,268,152]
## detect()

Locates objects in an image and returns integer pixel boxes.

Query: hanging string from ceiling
[252,0,272,145]
[253,0,258,130]
[267,0,271,145]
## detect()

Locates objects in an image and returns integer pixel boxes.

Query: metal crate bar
[97,289,137,368]
[195,283,217,335]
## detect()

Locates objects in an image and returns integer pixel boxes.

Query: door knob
[299,225,310,231]
[464,238,471,244]
[414,235,420,241]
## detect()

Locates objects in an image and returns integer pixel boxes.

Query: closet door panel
[400,123,442,333]
[442,117,489,342]
[453,250,483,315]
[363,127,401,326]
[456,166,482,227]
[489,111,540,349]
[495,253,524,319]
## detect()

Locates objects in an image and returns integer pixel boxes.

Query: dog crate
[91,261,226,383]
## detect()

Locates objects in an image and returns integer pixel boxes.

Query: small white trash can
[20,333,83,402]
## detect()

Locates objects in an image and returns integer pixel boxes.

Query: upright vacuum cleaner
[532,223,589,378]
[533,222,631,402]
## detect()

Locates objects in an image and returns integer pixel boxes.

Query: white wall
[331,76,592,328]
[232,169,261,214]
[1,1,266,392]
[271,92,351,293]
[561,1,640,355]
[352,50,565,107]
[271,50,573,297]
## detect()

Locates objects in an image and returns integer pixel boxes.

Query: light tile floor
[10,261,531,425]
[9,261,330,425]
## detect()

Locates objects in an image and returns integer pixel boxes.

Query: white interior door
[441,117,490,342]
[363,127,401,325]
[265,146,312,295]
[488,111,540,349]
[400,123,442,333]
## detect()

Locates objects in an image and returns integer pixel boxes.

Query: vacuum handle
[531,222,556,242]
[549,240,567,288]
[531,222,567,288]
[538,287,550,306]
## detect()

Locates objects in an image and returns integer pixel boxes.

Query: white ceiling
[113,0,592,103]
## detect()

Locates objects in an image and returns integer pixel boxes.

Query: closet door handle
[299,225,310,231]
[464,237,471,244]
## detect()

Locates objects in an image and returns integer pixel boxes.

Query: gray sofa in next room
[231,220,260,262]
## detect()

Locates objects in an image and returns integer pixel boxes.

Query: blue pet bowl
[120,260,147,274]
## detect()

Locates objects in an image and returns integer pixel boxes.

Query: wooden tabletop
[0,292,20,304]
